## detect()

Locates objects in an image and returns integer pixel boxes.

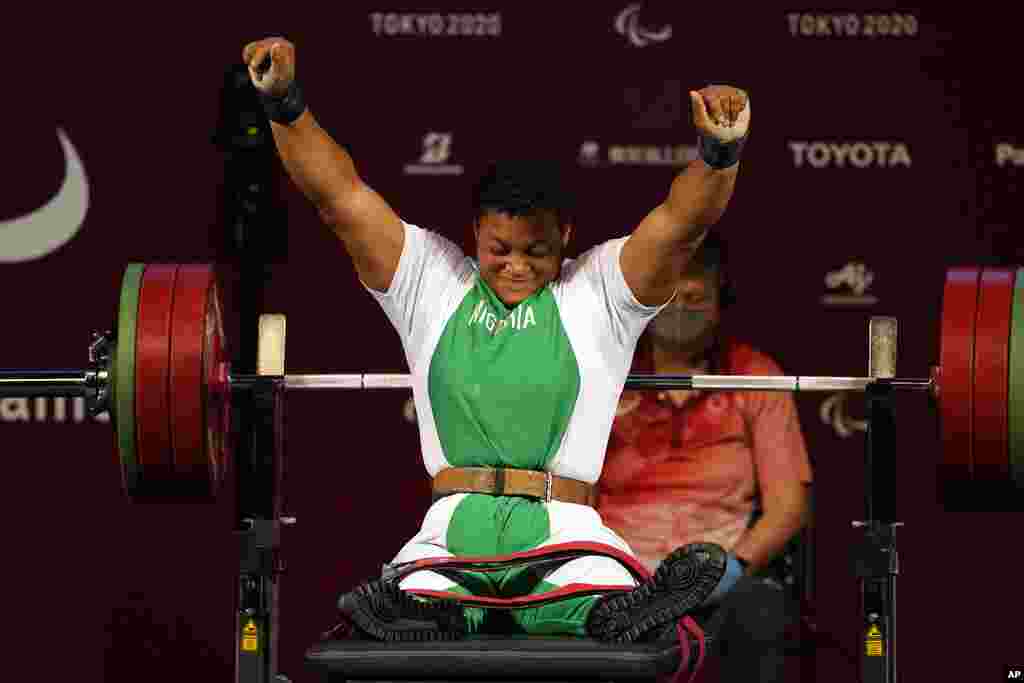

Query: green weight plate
[115,264,145,498]
[1010,268,1024,491]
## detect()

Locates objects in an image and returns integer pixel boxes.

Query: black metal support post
[214,61,291,683]
[855,381,901,683]
[233,376,288,683]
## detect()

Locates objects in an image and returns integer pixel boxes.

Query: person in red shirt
[598,232,813,681]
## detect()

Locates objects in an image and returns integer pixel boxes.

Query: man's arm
[732,481,812,574]
[732,374,814,574]
[620,86,749,306]
[244,38,404,292]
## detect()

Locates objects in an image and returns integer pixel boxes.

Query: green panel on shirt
[428,276,580,470]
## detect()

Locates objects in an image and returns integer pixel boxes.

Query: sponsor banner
[786,12,920,38]
[580,141,697,167]
[1,397,108,424]
[404,132,464,176]
[370,12,502,38]
[788,141,912,169]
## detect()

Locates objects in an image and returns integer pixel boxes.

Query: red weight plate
[169,265,230,499]
[972,267,1015,487]
[205,276,231,496]
[134,264,179,492]
[938,267,981,498]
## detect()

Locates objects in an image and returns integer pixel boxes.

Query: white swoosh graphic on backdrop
[615,4,673,47]
[0,129,89,263]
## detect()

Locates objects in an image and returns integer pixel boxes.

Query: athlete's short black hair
[472,159,575,227]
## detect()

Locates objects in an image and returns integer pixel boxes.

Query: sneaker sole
[338,580,467,642]
[588,542,728,643]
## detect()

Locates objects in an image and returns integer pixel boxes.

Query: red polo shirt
[597,340,813,573]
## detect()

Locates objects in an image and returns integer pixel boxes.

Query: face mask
[649,306,715,347]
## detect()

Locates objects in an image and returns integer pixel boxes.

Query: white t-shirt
[365,221,665,484]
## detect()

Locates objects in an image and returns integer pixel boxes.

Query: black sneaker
[586,542,728,643]
[337,579,468,641]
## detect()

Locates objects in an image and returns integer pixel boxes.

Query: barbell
[0,263,1021,503]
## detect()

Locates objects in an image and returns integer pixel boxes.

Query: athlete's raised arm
[243,37,403,292]
[620,85,749,306]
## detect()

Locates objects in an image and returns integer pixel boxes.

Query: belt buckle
[543,471,553,503]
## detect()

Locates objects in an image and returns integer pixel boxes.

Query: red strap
[670,616,706,683]
[391,541,652,586]
[407,582,635,609]
[673,620,691,683]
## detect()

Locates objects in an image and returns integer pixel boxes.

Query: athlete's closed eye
[490,240,551,259]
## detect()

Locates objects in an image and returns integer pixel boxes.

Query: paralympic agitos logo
[615,4,672,47]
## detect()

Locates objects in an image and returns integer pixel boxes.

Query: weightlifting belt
[432,467,595,506]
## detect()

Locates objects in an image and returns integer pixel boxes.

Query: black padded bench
[305,633,712,682]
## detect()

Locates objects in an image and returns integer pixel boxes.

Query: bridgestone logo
[789,141,912,168]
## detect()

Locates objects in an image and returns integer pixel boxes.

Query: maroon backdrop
[2,4,1018,682]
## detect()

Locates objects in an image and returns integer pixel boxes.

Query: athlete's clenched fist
[242,37,296,98]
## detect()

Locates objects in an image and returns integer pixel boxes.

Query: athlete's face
[475,210,571,307]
